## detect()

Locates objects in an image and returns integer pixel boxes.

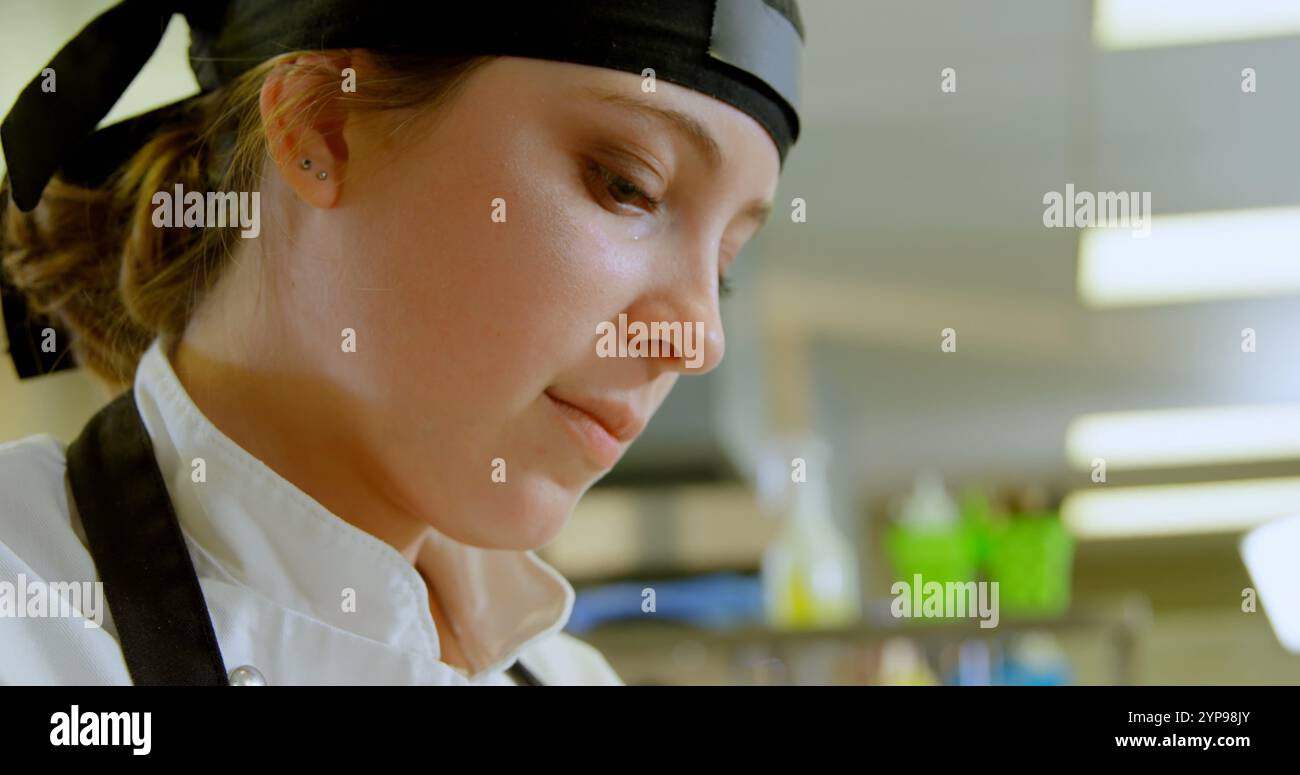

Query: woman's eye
[608,176,643,204]
[718,272,736,298]
[587,162,660,213]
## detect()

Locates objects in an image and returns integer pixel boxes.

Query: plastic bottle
[761,438,860,629]
[897,471,960,528]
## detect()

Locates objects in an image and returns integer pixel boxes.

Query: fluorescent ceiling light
[1062,477,1300,539]
[1241,513,1300,653]
[1067,404,1300,470]
[1094,0,1300,50]
[1078,206,1300,307]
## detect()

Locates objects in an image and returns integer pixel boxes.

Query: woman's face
[274,56,780,550]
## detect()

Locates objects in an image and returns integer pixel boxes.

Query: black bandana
[1,0,804,378]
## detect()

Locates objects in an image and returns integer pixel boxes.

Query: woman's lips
[544,390,643,470]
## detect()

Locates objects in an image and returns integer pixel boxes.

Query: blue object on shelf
[565,573,765,634]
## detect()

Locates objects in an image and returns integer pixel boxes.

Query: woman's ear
[259,54,352,209]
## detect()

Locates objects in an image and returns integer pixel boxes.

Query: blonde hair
[1,51,493,388]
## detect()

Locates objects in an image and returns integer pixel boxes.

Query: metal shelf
[579,595,1152,685]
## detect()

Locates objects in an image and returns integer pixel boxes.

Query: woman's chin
[442,473,582,551]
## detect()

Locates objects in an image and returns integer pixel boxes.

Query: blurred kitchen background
[4,0,1300,684]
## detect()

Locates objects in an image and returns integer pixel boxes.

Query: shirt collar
[130,336,575,677]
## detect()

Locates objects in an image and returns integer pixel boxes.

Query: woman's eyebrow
[581,87,724,170]
[741,200,773,229]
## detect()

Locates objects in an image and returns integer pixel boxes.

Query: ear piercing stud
[301,159,328,180]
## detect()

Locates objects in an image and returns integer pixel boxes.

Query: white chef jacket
[0,336,622,686]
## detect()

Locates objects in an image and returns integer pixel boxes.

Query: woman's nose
[619,287,726,375]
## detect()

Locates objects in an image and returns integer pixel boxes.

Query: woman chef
[0,0,805,685]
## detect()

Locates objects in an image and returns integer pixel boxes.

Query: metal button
[228,665,266,686]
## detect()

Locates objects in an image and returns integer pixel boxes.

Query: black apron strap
[66,388,229,686]
[506,659,544,686]
[67,388,545,686]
